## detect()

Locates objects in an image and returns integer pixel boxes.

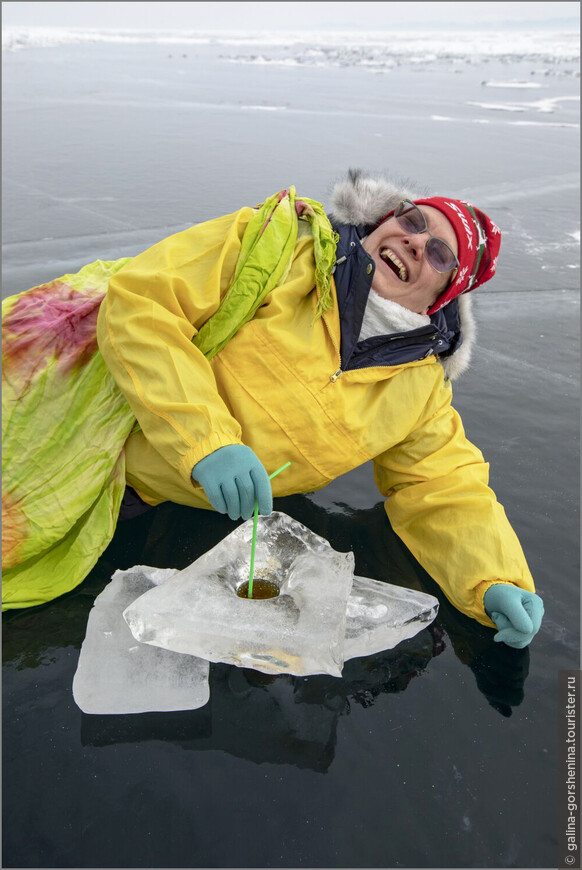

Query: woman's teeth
[380,248,408,282]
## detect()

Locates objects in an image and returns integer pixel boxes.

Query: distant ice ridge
[3,26,580,70]
[223,31,580,73]
[482,80,544,88]
[467,95,580,113]
[240,104,287,111]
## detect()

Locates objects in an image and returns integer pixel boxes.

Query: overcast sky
[2,1,580,31]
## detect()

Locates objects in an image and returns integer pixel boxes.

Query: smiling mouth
[380,247,408,282]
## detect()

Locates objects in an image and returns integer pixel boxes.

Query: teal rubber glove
[192,445,272,521]
[483,584,544,649]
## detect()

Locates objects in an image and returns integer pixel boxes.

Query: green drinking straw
[248,461,291,598]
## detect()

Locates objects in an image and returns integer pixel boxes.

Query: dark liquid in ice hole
[237,579,280,599]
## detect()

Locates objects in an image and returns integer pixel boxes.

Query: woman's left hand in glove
[483,584,544,649]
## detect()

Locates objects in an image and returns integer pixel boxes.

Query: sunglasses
[394,200,459,274]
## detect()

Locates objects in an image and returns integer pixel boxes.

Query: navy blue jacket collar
[330,221,463,372]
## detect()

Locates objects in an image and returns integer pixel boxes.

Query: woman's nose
[403,235,427,260]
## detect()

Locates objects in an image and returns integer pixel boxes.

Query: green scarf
[193,186,338,359]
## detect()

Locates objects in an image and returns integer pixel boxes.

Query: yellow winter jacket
[96,206,535,628]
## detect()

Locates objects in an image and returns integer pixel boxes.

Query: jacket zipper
[326,315,342,383]
[322,309,342,383]
[327,248,354,380]
[319,265,343,384]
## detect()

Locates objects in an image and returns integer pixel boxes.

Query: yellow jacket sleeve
[373,377,535,627]
[97,208,255,481]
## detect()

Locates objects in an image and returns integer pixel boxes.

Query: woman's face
[362,205,458,314]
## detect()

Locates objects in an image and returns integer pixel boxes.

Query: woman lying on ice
[1,169,544,648]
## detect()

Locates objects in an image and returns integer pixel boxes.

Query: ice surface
[72,566,209,714]
[123,512,355,677]
[344,576,439,661]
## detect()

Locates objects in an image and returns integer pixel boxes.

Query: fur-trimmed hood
[326,169,476,381]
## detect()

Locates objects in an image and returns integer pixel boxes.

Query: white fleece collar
[359,289,430,342]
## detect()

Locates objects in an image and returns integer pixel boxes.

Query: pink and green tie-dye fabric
[2,258,136,610]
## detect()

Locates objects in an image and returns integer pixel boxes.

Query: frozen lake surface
[2,31,580,869]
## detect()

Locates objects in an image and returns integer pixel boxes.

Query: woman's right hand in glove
[192,445,273,521]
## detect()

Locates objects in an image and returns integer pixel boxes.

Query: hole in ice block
[236,579,280,599]
[123,511,355,677]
